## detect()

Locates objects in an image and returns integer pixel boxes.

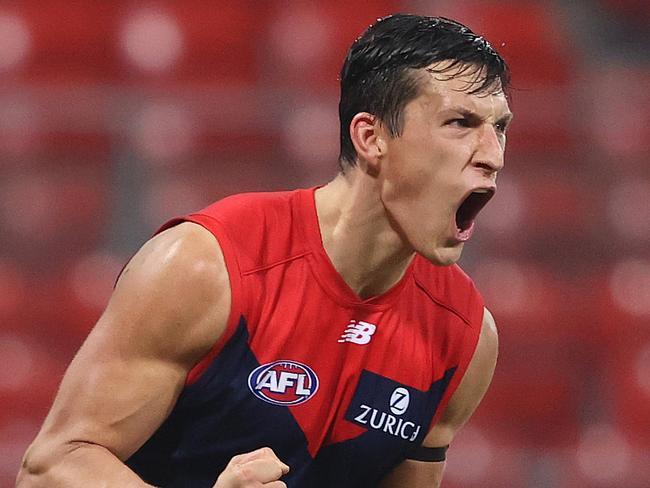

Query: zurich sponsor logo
[389,387,410,416]
[346,373,423,443]
[248,360,319,406]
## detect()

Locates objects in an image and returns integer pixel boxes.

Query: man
[17,13,512,488]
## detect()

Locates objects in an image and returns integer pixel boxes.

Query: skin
[17,62,511,488]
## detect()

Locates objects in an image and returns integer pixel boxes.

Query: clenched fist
[213,447,290,487]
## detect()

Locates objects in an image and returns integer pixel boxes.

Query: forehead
[410,61,510,116]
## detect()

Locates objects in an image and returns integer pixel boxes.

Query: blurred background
[1,0,649,486]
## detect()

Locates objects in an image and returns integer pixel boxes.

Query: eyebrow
[446,105,514,127]
[496,112,514,129]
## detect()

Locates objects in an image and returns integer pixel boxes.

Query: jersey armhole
[156,213,246,385]
[427,298,485,431]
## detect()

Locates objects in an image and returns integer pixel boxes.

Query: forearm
[379,459,445,488]
[17,441,154,488]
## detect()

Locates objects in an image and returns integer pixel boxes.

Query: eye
[446,118,471,128]
[495,119,510,135]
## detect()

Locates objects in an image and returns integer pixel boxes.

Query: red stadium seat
[0,260,29,334]
[0,332,65,425]
[443,425,528,488]
[476,358,580,448]
[0,168,110,266]
[478,168,603,271]
[558,425,649,488]
[505,86,579,155]
[117,1,268,85]
[0,332,67,485]
[470,261,584,448]
[599,0,650,22]
[8,1,119,82]
[608,338,650,447]
[585,66,650,163]
[263,1,402,92]
[167,1,269,84]
[583,270,650,448]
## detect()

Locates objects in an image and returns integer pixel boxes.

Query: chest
[233,262,463,457]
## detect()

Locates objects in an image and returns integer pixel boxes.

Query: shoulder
[169,189,313,273]
[121,221,226,296]
[480,307,499,347]
[111,221,231,364]
[412,258,484,326]
[412,258,477,294]
[197,189,301,223]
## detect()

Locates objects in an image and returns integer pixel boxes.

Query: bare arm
[379,307,499,488]
[16,222,231,487]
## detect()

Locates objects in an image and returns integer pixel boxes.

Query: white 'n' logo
[338,320,377,345]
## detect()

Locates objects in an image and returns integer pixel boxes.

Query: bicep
[34,222,231,460]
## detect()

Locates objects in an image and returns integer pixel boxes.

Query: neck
[314,169,415,299]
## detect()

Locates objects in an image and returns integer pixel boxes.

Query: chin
[421,244,464,266]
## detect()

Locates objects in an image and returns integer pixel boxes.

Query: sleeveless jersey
[126,188,485,488]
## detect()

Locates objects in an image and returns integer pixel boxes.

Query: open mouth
[455,188,495,232]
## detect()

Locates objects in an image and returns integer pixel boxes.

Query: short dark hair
[338,13,511,168]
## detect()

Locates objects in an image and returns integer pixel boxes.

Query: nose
[473,124,505,175]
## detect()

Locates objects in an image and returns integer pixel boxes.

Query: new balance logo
[338,320,376,345]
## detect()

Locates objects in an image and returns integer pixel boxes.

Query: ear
[349,112,386,176]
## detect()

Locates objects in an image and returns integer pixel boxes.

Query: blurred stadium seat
[586,65,650,164]
[1,1,649,486]
[263,0,402,91]
[12,1,119,82]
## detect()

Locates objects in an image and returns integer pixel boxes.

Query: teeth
[473,189,490,193]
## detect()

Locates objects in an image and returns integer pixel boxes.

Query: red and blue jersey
[126,188,484,487]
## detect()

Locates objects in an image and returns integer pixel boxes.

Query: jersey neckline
[295,186,415,310]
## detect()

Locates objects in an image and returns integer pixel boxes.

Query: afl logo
[389,387,410,416]
[248,360,319,406]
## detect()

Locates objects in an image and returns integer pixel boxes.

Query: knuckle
[270,463,283,478]
[234,464,253,482]
[228,456,242,467]
[259,446,276,458]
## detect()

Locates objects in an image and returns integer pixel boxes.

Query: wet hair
[338,13,510,168]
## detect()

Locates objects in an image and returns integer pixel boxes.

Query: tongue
[455,221,475,241]
[456,214,473,232]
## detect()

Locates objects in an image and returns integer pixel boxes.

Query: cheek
[381,144,440,202]
[379,164,450,235]
[381,151,454,212]
[382,164,432,203]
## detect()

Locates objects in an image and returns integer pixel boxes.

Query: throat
[323,218,415,300]
[315,174,415,300]
[348,254,415,300]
